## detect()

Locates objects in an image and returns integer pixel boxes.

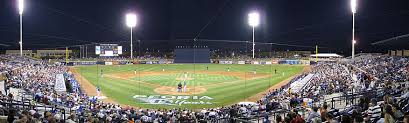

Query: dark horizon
[0,0,408,56]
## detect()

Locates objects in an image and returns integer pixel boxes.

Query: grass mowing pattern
[75,64,304,109]
[131,73,240,86]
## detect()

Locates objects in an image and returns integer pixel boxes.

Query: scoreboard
[95,44,122,56]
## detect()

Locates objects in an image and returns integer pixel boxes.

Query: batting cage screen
[174,48,210,63]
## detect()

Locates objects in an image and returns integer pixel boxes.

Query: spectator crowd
[0,54,408,123]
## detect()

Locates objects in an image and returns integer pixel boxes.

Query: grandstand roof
[310,53,342,58]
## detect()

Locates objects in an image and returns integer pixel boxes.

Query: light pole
[18,0,24,56]
[126,13,137,59]
[248,12,259,59]
[351,0,357,59]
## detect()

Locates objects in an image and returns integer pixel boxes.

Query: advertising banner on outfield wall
[238,61,245,64]
[159,60,166,64]
[218,61,223,64]
[272,60,279,64]
[96,61,105,65]
[105,62,113,65]
[112,61,119,65]
[300,60,310,65]
[218,61,224,64]
[219,61,233,64]
[166,60,173,64]
[119,61,127,65]
[77,61,97,65]
[252,61,259,64]
[287,60,300,65]
[266,61,272,64]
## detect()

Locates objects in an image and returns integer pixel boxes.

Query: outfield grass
[75,64,304,109]
[131,73,240,86]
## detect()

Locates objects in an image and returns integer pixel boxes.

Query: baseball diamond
[71,64,305,109]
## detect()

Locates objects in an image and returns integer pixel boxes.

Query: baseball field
[71,64,305,109]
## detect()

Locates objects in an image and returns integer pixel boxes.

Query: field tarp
[0,81,5,95]
[289,74,315,93]
[54,74,67,92]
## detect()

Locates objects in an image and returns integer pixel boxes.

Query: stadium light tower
[248,12,259,59]
[18,0,24,56]
[126,13,137,59]
[351,0,357,59]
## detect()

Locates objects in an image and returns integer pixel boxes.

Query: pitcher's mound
[154,86,207,95]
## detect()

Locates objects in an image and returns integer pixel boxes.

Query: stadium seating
[0,54,409,123]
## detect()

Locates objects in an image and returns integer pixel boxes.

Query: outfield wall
[64,58,310,66]
[215,59,310,65]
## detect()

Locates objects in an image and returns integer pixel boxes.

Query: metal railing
[0,99,69,121]
[317,88,385,109]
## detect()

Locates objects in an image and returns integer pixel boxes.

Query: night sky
[0,0,408,55]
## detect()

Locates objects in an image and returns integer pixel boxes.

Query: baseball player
[96,86,101,97]
[183,72,188,92]
[183,80,187,92]
[177,82,182,92]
